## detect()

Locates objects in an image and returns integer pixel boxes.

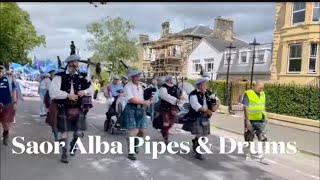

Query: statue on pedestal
[70,41,76,55]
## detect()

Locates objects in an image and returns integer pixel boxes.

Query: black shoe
[192,138,198,152]
[195,153,204,160]
[128,154,137,161]
[61,148,69,163]
[134,138,140,154]
[70,140,77,156]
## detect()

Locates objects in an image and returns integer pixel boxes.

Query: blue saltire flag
[9,62,22,70]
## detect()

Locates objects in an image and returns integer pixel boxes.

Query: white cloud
[18,2,275,62]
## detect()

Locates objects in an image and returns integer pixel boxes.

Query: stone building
[271,2,320,85]
[139,16,247,77]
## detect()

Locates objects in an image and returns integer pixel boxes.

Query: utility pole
[249,38,260,88]
[224,43,236,112]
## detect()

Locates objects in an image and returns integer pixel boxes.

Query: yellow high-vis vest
[94,83,100,91]
[245,89,267,121]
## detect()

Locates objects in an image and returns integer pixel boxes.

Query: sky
[18,2,276,62]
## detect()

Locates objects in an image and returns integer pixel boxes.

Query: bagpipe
[55,41,108,111]
[199,65,218,111]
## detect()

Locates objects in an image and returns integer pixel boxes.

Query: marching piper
[159,75,182,144]
[49,54,93,163]
[182,77,219,160]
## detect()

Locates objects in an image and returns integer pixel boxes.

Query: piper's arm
[49,76,68,99]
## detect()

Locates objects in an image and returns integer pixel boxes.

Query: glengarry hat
[65,54,80,63]
[113,75,120,80]
[128,69,142,77]
[195,77,209,85]
[164,74,173,82]
[121,75,128,80]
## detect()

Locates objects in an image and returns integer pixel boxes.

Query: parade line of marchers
[11,136,297,159]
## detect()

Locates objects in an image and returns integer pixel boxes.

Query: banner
[16,79,39,97]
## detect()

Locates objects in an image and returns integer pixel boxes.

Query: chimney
[138,34,149,44]
[212,16,234,41]
[161,21,170,38]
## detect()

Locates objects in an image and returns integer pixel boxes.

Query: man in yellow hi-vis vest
[242,81,267,161]
[93,79,101,100]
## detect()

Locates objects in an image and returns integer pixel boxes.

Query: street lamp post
[224,43,236,112]
[249,38,260,88]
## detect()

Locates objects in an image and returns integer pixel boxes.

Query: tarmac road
[0,97,319,180]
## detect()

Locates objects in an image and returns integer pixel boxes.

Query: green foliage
[207,80,226,105]
[86,16,138,75]
[264,84,320,120]
[187,79,226,105]
[187,79,320,120]
[0,2,46,67]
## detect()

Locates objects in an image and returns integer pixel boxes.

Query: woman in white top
[120,69,152,161]
[39,73,51,117]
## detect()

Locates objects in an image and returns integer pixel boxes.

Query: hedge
[187,79,320,120]
[264,84,320,120]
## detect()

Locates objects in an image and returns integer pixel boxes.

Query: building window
[288,44,303,72]
[147,48,153,58]
[224,52,236,65]
[292,2,306,24]
[204,58,214,71]
[309,43,318,73]
[239,52,248,63]
[256,50,265,63]
[312,2,320,22]
[192,60,201,72]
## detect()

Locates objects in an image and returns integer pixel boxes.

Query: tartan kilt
[46,102,58,127]
[56,107,87,133]
[182,117,210,136]
[120,103,147,130]
[0,103,14,123]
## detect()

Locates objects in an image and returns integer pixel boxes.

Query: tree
[86,16,138,75]
[88,2,107,8]
[0,2,46,68]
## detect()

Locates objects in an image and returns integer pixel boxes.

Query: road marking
[265,158,319,179]
[294,170,320,180]
[213,129,320,180]
[91,161,105,172]
[127,159,154,180]
[89,123,99,131]
[203,171,224,180]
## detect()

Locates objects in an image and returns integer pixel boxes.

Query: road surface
[1,97,319,180]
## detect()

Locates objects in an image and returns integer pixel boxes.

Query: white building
[217,43,273,82]
[187,37,248,80]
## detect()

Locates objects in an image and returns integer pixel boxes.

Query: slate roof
[217,44,273,75]
[178,25,213,36]
[202,37,248,52]
[177,25,248,52]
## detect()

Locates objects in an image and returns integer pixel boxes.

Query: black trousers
[93,90,98,99]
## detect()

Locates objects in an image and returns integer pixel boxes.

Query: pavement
[211,113,320,156]
[0,97,319,180]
